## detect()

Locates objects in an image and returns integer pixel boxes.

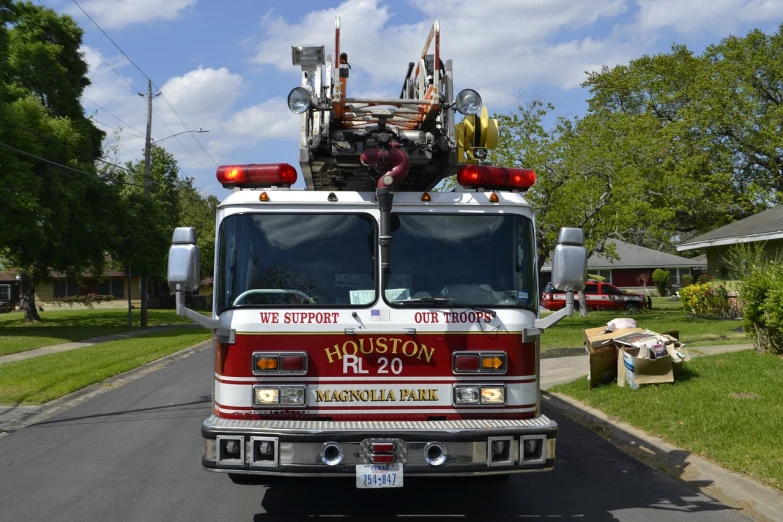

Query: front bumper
[202,415,557,477]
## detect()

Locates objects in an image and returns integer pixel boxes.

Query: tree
[177,178,219,278]
[0,3,115,322]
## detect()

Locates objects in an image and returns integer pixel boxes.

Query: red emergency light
[456,165,536,191]
[216,163,298,188]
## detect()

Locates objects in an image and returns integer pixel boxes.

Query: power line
[0,140,146,189]
[155,91,219,167]
[81,95,145,136]
[90,118,146,139]
[152,108,212,176]
[71,0,151,81]
[0,115,134,174]
[81,41,141,95]
[72,0,215,173]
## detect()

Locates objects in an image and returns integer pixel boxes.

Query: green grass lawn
[0,327,211,405]
[540,307,748,352]
[0,309,196,357]
[551,350,783,490]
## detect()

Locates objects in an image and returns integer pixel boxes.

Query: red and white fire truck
[167,18,587,488]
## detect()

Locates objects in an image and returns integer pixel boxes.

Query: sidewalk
[0,324,197,365]
[540,343,754,390]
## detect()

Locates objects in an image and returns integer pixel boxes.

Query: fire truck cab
[167,19,587,488]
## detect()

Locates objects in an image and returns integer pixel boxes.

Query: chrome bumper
[202,415,557,477]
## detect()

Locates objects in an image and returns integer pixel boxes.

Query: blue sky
[41,0,783,197]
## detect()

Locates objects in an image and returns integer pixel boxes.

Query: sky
[39,0,783,197]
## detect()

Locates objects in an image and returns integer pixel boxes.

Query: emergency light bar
[457,164,536,191]
[216,163,298,188]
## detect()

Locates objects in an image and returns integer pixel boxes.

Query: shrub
[698,273,711,284]
[652,268,670,297]
[587,273,605,282]
[680,274,694,287]
[59,294,114,309]
[740,259,783,354]
[680,282,734,318]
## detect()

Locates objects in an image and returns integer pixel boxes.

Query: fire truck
[167,18,587,488]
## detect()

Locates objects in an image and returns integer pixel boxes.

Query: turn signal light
[217,163,298,188]
[481,354,506,372]
[453,352,506,374]
[457,165,535,190]
[255,356,279,371]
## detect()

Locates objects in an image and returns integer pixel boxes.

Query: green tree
[0,2,115,322]
[177,178,219,278]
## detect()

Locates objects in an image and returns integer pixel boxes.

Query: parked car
[541,280,647,313]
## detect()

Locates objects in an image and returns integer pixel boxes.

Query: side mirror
[167,227,201,292]
[552,227,587,292]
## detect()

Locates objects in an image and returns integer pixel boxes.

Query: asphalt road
[0,347,750,522]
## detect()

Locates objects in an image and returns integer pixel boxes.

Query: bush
[680,282,735,318]
[698,273,711,284]
[652,268,670,297]
[59,294,114,309]
[740,259,783,354]
[587,273,606,282]
[680,274,694,287]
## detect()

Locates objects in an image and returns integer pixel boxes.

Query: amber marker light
[259,191,270,201]
[255,356,279,371]
[489,192,499,203]
[421,192,432,202]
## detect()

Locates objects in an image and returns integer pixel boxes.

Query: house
[541,239,707,292]
[675,205,783,277]
[0,268,169,310]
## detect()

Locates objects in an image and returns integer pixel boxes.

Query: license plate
[355,463,403,488]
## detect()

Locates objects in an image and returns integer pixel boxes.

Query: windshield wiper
[392,297,497,317]
[393,297,456,306]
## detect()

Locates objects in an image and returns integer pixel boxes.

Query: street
[0,347,749,522]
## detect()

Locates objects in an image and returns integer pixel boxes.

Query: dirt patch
[541,347,585,359]
[729,392,761,400]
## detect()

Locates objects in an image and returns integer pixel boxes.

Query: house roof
[676,205,783,251]
[542,239,707,271]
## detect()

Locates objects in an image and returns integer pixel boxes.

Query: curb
[0,340,212,435]
[542,390,783,522]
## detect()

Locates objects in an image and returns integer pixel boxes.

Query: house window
[592,269,611,282]
[669,269,680,286]
[54,281,79,298]
[98,279,124,298]
[0,284,9,302]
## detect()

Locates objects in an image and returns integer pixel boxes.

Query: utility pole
[139,79,159,328]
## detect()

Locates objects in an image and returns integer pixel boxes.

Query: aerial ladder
[286,18,499,192]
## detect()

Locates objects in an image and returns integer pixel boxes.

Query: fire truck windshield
[217,213,376,311]
[385,213,538,311]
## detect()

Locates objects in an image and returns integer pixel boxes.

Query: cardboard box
[583,327,689,389]
[583,327,643,388]
[616,334,690,390]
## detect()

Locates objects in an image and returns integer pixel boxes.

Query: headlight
[480,386,506,405]
[454,385,480,404]
[454,89,482,115]
[287,87,312,114]
[254,387,279,405]
[280,386,306,406]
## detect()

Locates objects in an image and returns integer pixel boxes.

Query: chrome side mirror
[552,227,587,292]
[167,227,201,292]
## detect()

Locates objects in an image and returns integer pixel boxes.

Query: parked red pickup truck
[541,280,647,313]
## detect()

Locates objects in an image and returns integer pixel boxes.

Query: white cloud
[68,0,197,30]
[636,0,783,35]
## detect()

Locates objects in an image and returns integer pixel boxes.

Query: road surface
[0,347,749,521]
